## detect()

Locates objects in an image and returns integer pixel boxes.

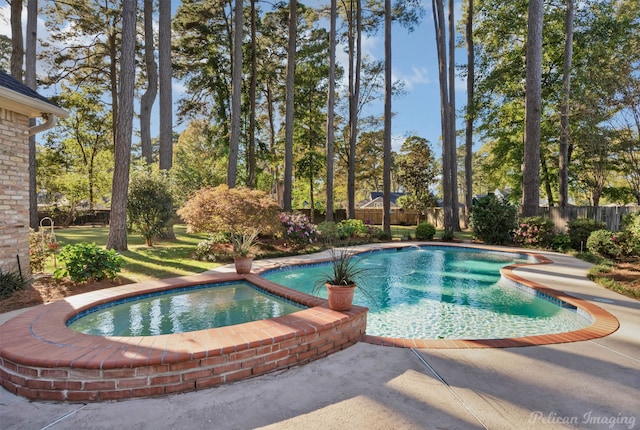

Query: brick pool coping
[0,243,619,402]
[0,272,367,402]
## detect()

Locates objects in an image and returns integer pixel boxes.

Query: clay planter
[233,256,253,274]
[326,283,356,311]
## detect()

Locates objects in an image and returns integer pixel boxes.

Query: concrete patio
[1,248,638,429]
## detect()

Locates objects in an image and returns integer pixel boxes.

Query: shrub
[377,231,392,241]
[622,212,640,239]
[193,233,231,261]
[29,228,59,273]
[0,268,29,299]
[586,230,640,261]
[551,233,572,253]
[567,218,606,251]
[177,185,281,236]
[364,219,381,240]
[513,216,555,248]
[316,221,341,244]
[127,169,174,247]
[415,222,436,240]
[337,219,366,239]
[279,212,317,247]
[54,242,124,282]
[470,195,517,245]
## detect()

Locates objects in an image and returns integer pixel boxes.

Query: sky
[0,0,468,155]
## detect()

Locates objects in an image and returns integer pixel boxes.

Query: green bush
[586,230,640,261]
[337,219,366,239]
[513,216,555,248]
[567,218,606,251]
[316,221,341,244]
[415,222,436,240]
[470,195,517,245]
[127,169,174,247]
[0,268,28,299]
[622,212,640,238]
[551,233,572,253]
[54,242,124,282]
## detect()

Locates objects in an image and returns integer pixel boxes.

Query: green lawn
[50,224,473,284]
[52,225,215,283]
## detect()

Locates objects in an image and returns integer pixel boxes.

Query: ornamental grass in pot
[316,247,368,311]
[231,229,259,274]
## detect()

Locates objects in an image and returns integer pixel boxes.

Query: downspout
[28,113,57,136]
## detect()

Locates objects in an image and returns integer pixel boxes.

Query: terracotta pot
[233,256,253,274]
[326,283,356,311]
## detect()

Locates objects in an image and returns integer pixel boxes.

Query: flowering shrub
[279,212,316,246]
[29,228,58,273]
[587,230,640,261]
[513,216,555,249]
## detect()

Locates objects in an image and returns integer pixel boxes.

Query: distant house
[0,71,67,274]
[358,192,405,209]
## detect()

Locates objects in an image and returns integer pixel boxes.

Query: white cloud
[393,65,431,91]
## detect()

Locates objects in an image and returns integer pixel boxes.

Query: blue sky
[0,0,468,156]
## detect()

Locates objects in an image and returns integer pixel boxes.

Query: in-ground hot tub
[0,272,367,402]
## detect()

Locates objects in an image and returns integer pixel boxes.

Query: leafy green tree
[127,168,174,247]
[396,136,438,210]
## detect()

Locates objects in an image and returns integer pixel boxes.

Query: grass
[384,224,473,241]
[47,224,473,285]
[52,225,214,283]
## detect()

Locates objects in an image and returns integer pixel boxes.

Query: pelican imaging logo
[529,411,636,429]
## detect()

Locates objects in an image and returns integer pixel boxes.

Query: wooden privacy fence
[327,206,639,232]
[538,206,639,232]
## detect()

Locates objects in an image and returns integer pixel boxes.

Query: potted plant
[316,247,367,311]
[231,229,259,274]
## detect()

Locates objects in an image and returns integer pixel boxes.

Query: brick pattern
[0,107,30,272]
[0,272,367,402]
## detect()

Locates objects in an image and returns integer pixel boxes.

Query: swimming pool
[262,246,592,339]
[67,281,306,336]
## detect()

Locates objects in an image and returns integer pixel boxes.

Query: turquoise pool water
[67,281,305,336]
[262,246,591,340]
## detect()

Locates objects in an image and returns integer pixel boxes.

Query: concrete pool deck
[1,246,639,429]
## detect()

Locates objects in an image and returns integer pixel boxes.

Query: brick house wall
[0,107,30,274]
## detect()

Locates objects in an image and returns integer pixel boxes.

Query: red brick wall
[0,108,30,274]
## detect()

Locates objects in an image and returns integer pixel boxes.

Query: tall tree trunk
[26,0,38,230]
[228,0,243,188]
[382,0,392,235]
[464,0,474,228]
[346,0,356,219]
[247,0,257,188]
[447,0,460,232]
[283,0,297,212]
[10,0,23,80]
[109,31,119,146]
[559,0,573,208]
[522,0,543,217]
[158,0,172,170]
[140,0,157,165]
[432,0,454,238]
[107,0,137,251]
[325,0,336,222]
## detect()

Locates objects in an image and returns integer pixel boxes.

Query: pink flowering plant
[279,212,317,247]
[513,216,555,249]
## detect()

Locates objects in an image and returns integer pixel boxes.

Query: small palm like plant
[321,247,366,286]
[231,229,259,257]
